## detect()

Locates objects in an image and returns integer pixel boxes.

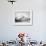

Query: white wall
[0,0,46,41]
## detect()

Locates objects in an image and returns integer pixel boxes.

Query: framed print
[14,10,33,26]
[8,9,33,26]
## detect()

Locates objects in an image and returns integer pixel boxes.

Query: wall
[0,0,46,41]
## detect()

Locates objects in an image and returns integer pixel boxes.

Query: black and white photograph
[14,10,32,26]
